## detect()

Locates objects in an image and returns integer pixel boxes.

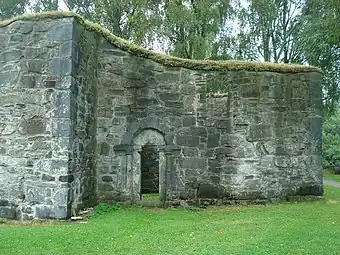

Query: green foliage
[300,0,340,114]
[0,0,29,20]
[31,0,58,13]
[64,0,233,60]
[0,218,8,224]
[89,203,120,218]
[206,74,229,94]
[65,0,162,47]
[232,0,305,63]
[322,110,340,171]
[162,0,232,60]
[142,193,159,200]
[63,0,94,19]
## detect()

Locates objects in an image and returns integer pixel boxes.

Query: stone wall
[0,17,100,219]
[68,23,98,212]
[202,72,323,202]
[0,14,323,219]
[0,18,75,219]
[96,42,323,204]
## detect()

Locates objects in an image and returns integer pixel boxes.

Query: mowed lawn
[324,169,340,182]
[0,186,339,255]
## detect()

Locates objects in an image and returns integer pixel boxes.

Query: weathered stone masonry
[0,14,323,219]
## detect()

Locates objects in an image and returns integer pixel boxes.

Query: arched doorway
[132,129,166,203]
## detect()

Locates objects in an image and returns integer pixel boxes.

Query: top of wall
[0,11,322,74]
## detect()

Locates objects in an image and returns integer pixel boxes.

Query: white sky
[27,0,69,11]
[58,0,69,11]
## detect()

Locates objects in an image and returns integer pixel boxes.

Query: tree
[31,0,59,12]
[63,0,162,47]
[300,0,340,114]
[0,0,29,20]
[62,0,94,18]
[323,109,340,173]
[231,0,305,63]
[162,0,233,60]
[63,0,234,59]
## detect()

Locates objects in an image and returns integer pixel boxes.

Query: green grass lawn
[324,169,340,182]
[1,185,339,255]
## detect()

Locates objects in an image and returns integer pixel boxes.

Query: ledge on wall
[0,11,322,74]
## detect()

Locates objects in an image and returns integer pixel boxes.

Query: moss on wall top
[0,11,322,73]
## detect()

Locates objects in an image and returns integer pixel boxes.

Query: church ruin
[0,13,323,219]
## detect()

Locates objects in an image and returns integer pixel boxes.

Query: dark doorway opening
[140,143,159,200]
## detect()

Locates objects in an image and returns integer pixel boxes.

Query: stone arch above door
[120,116,172,146]
[133,128,166,147]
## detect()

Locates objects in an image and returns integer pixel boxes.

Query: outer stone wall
[0,18,75,219]
[0,15,323,219]
[0,18,99,219]
[96,44,323,205]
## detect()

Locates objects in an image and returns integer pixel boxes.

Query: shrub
[89,203,120,218]
[322,110,340,173]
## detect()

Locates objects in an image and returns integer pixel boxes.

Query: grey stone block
[19,75,36,88]
[207,133,220,148]
[26,59,45,73]
[51,58,72,76]
[52,119,72,137]
[102,176,113,182]
[9,34,24,45]
[179,158,206,169]
[100,142,110,155]
[35,205,69,219]
[52,91,71,118]
[0,49,24,62]
[182,116,196,127]
[19,116,46,136]
[25,47,48,59]
[0,199,9,206]
[42,174,55,182]
[0,206,16,219]
[24,185,51,203]
[197,184,226,199]
[176,135,200,147]
[19,23,33,34]
[48,23,73,42]
[58,175,74,183]
[0,34,8,46]
[51,160,69,174]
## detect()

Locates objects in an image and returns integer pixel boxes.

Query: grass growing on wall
[206,74,229,97]
[0,11,322,74]
[0,185,339,255]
